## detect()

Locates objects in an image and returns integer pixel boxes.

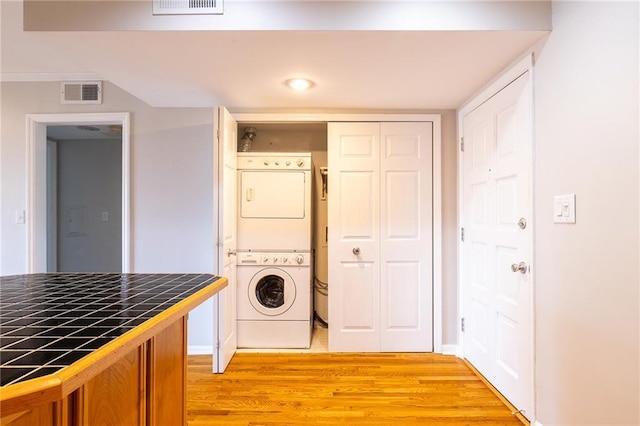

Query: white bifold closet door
[328,122,433,352]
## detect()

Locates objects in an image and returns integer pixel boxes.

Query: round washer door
[248,268,296,316]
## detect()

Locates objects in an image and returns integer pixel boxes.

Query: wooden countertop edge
[0,276,228,418]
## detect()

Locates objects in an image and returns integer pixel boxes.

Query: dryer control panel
[237,153,312,171]
[237,251,310,266]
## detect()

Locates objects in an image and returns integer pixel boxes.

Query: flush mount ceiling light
[77,125,100,131]
[285,78,315,91]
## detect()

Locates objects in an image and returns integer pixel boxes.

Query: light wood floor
[187,353,523,425]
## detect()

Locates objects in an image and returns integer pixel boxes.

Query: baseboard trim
[533,421,544,426]
[463,359,530,426]
[441,344,460,357]
[188,345,214,355]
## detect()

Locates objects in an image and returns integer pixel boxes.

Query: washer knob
[296,254,304,265]
[275,160,280,166]
[283,257,289,264]
[296,159,304,167]
[264,159,270,166]
[286,160,291,166]
[273,256,279,263]
[262,256,269,263]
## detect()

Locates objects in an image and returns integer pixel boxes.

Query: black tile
[101,327,135,337]
[4,327,51,337]
[42,338,92,350]
[5,351,68,366]
[4,337,56,350]
[0,336,24,348]
[19,367,61,382]
[124,318,148,327]
[63,318,101,327]
[32,318,73,327]
[78,337,112,350]
[0,350,30,364]
[36,327,79,337]
[0,326,22,335]
[0,367,35,386]
[68,328,110,338]
[93,318,129,327]
[48,350,93,366]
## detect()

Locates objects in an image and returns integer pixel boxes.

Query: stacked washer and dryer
[236,153,313,349]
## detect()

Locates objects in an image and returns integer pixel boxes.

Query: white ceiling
[1,1,548,110]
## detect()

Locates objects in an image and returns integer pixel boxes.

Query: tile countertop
[0,273,222,387]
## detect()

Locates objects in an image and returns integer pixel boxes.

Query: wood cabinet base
[1,317,187,426]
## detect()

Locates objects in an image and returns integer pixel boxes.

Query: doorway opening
[46,125,123,272]
[27,112,130,273]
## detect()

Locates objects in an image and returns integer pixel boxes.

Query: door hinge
[460,137,464,152]
[216,340,220,350]
[216,236,221,247]
[461,318,465,333]
[216,128,220,139]
[461,227,465,242]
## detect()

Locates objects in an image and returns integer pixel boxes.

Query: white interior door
[328,122,381,352]
[213,107,238,373]
[461,71,533,416]
[328,121,434,353]
[380,122,433,352]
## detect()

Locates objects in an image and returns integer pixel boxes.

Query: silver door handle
[227,249,237,257]
[352,247,360,255]
[511,262,527,274]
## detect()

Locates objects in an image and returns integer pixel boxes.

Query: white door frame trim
[456,53,535,420]
[26,112,131,273]
[232,112,443,353]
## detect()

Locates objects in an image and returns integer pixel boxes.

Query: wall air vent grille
[153,0,223,15]
[60,81,102,105]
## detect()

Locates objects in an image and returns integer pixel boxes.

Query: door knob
[511,262,527,274]
[352,247,360,255]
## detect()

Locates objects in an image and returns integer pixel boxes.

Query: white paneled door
[213,107,238,373]
[461,71,533,417]
[380,122,433,351]
[328,122,433,352]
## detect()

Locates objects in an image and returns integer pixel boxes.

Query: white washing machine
[236,251,312,349]
[237,152,312,251]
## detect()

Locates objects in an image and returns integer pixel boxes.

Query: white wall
[0,80,216,348]
[56,138,122,272]
[534,2,639,424]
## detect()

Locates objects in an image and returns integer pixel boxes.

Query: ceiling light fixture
[77,125,100,131]
[285,78,314,91]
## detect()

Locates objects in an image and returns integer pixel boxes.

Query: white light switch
[553,194,576,223]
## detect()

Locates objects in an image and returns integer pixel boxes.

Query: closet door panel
[328,122,380,352]
[380,122,433,352]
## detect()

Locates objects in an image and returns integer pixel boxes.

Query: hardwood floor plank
[187,353,525,426]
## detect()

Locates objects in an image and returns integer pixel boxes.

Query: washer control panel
[237,251,310,266]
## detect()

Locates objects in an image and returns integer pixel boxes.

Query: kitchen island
[0,273,227,425]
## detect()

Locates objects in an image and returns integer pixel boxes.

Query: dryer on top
[237,153,312,251]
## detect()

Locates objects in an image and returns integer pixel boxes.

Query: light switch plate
[553,194,576,223]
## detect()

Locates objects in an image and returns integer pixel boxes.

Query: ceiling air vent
[61,81,102,105]
[153,0,223,15]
